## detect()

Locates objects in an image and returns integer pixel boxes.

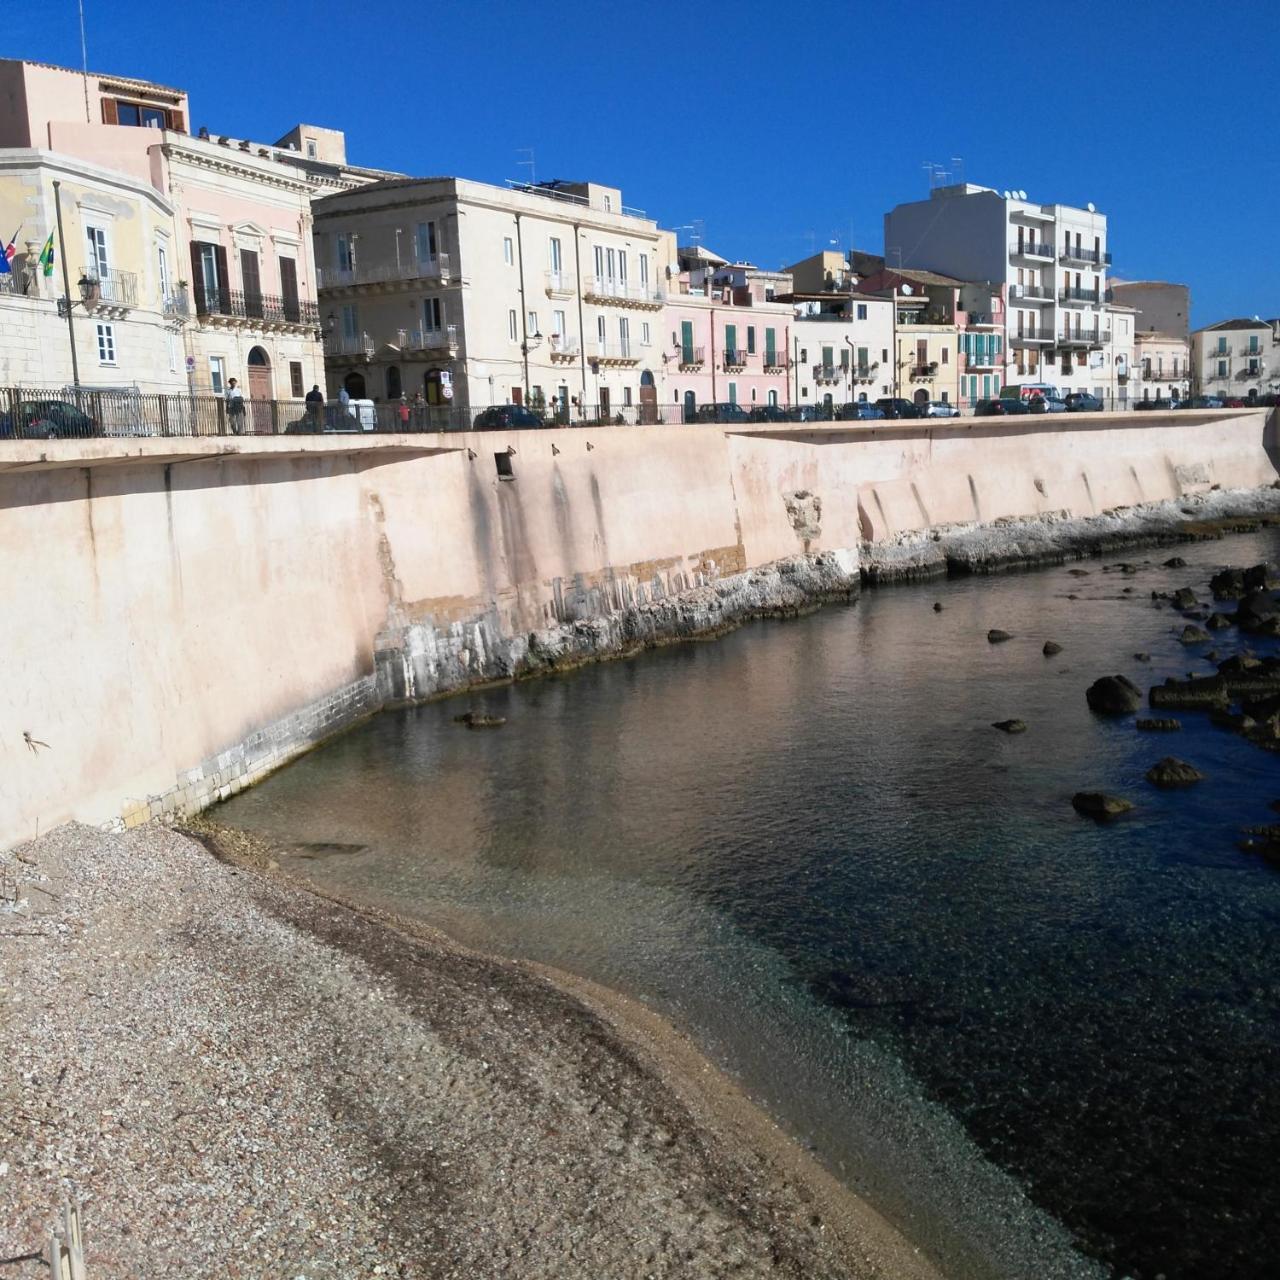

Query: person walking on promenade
[398,395,410,429]
[225,377,246,435]
[305,383,324,431]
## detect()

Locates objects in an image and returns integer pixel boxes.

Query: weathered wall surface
[1,409,1275,850]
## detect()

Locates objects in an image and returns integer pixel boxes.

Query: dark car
[873,398,921,419]
[1135,397,1175,411]
[693,402,751,424]
[1179,395,1224,410]
[0,398,98,439]
[748,404,790,423]
[975,398,1033,416]
[472,404,545,430]
[787,405,824,422]
[1064,392,1103,412]
[836,402,886,421]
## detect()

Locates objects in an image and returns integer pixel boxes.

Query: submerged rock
[1145,757,1206,788]
[1067,568,1090,576]
[1172,587,1199,610]
[1236,591,1280,634]
[1206,612,1234,630]
[1179,625,1211,644]
[992,719,1027,734]
[1136,718,1182,732]
[1072,792,1134,820]
[933,601,943,612]
[1244,562,1279,591]
[1086,674,1143,714]
[453,712,507,729]
[1149,675,1229,711]
[1162,556,1187,568]
[1133,652,1152,662]
[988,629,1014,643]
[1209,567,1247,600]
[1043,640,1063,656]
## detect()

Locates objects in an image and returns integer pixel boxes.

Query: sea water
[221,530,1280,1280]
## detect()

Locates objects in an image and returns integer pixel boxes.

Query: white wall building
[1192,319,1275,400]
[313,177,676,422]
[789,293,894,412]
[885,183,1111,398]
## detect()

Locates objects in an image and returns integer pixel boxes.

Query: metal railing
[327,330,376,357]
[163,289,190,318]
[549,335,580,358]
[1057,328,1110,345]
[1011,241,1054,258]
[317,253,452,290]
[1059,286,1101,304]
[581,275,665,305]
[1009,284,1052,300]
[544,270,576,294]
[587,340,638,361]
[1059,246,1112,266]
[723,348,748,368]
[1012,326,1053,342]
[81,267,138,308]
[195,288,319,326]
[678,346,705,365]
[397,324,458,353]
[909,362,939,378]
[762,350,787,369]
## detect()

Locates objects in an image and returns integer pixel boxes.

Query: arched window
[343,371,366,399]
[767,389,778,408]
[386,365,402,400]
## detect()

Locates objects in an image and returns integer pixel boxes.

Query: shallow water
[222,531,1280,1280]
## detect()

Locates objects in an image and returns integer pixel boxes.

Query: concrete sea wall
[0,409,1276,849]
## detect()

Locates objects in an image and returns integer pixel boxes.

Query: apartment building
[782,249,886,295]
[1192,319,1274,400]
[312,177,675,421]
[785,291,893,411]
[884,183,1110,398]
[1101,304,1137,407]
[0,58,342,407]
[663,249,793,418]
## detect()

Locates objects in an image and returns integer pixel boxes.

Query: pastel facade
[313,178,675,421]
[0,58,329,403]
[884,184,1110,399]
[1192,319,1274,400]
[1134,331,1190,402]
[789,293,894,411]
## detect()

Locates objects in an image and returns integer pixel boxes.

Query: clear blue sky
[10,0,1278,327]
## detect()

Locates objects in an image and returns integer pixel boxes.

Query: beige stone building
[1135,331,1191,403]
[312,177,676,421]
[1192,318,1274,400]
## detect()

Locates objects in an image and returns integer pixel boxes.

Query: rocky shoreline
[861,485,1280,583]
[0,822,941,1280]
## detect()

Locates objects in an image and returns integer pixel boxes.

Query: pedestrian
[398,394,410,428]
[225,377,246,435]
[339,383,351,418]
[304,383,324,431]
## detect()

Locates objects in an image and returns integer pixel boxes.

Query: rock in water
[1133,652,1151,662]
[988,629,1013,643]
[1172,587,1199,610]
[1209,567,1246,600]
[1068,568,1090,576]
[1043,640,1063,656]
[1136,717,1182,732]
[1236,591,1280,634]
[992,719,1028,734]
[1206,612,1233,630]
[453,711,507,729]
[1072,792,1134,820]
[1145,757,1206,788]
[1243,562,1279,591]
[933,601,943,612]
[1179,625,1211,644]
[1086,674,1143,714]
[1163,556,1187,568]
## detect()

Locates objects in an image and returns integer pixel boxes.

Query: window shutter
[101,98,118,125]
[168,110,185,133]
[214,245,229,311]
[279,257,299,321]
[190,241,205,311]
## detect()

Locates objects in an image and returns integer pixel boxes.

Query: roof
[9,57,185,97]
[884,266,967,288]
[1135,331,1188,344]
[1196,317,1270,332]
[678,245,729,265]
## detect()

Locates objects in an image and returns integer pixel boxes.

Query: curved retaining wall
[0,409,1274,849]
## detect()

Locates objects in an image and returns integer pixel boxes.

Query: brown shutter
[240,249,261,317]
[279,257,299,321]
[101,98,118,125]
[168,110,185,133]
[214,245,229,314]
[190,240,205,312]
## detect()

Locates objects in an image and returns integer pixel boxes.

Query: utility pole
[52,180,82,398]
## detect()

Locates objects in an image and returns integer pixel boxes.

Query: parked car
[975,398,1033,416]
[787,405,824,422]
[836,402,885,420]
[874,397,922,419]
[1179,395,1224,410]
[1221,396,1247,408]
[693,402,752,424]
[1002,382,1063,404]
[1027,391,1068,413]
[0,398,98,438]
[748,404,790,423]
[1064,392,1104,412]
[923,400,960,418]
[1135,397,1175,411]
[473,404,546,430]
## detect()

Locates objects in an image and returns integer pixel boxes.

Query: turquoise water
[221,531,1280,1280]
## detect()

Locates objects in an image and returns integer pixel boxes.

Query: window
[1217,336,1227,355]
[856,303,867,320]
[549,236,562,274]
[857,345,868,368]
[623,386,633,406]
[618,316,630,355]
[416,221,437,263]
[639,255,649,287]
[424,297,442,333]
[597,314,607,342]
[604,194,613,212]
[1249,335,1260,354]
[594,245,604,278]
[641,321,651,345]
[527,309,538,335]
[768,389,778,408]
[552,309,566,338]
[167,332,179,373]
[341,304,358,339]
[882,348,888,364]
[618,251,627,285]
[112,100,168,128]
[607,247,617,281]
[279,257,300,320]
[85,223,109,278]
[1218,359,1227,377]
[290,361,304,397]
[747,326,756,354]
[157,244,170,299]
[728,382,737,404]
[209,356,225,393]
[503,236,514,265]
[508,309,518,341]
[305,138,317,159]
[941,347,948,364]
[336,234,352,272]
[941,390,949,403]
[95,322,115,364]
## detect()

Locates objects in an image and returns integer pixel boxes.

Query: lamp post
[52,180,82,397]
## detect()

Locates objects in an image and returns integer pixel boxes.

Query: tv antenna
[951,155,964,185]
[515,147,536,185]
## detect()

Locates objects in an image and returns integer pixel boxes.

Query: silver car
[923,400,961,418]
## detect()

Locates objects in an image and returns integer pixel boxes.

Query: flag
[38,231,54,278]
[0,226,17,275]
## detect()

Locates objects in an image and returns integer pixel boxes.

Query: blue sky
[11,0,1278,326]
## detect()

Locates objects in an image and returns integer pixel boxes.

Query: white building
[884,183,1111,398]
[1192,319,1275,400]
[787,293,894,412]
[312,177,676,422]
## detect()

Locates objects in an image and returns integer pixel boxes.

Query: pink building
[662,248,792,420]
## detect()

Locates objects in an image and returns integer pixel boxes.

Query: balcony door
[246,345,272,433]
[240,248,263,319]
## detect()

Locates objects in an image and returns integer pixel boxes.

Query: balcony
[587,339,639,366]
[317,253,453,292]
[1238,366,1262,380]
[1011,327,1054,344]
[967,352,1001,369]
[1059,286,1102,306]
[397,324,458,357]
[80,266,137,316]
[326,330,376,359]
[1009,283,1053,303]
[195,288,320,329]
[909,361,940,380]
[966,312,998,326]
[1059,246,1112,267]
[544,270,576,299]
[1057,328,1109,348]
[762,350,787,372]
[853,361,879,383]
[723,348,748,371]
[549,334,579,362]
[1011,240,1054,260]
[677,345,705,369]
[581,275,664,310]
[162,288,190,320]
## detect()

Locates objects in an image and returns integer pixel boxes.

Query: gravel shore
[0,822,941,1279]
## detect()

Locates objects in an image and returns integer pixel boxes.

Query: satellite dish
[1087,201,1096,213]
[1002,190,1011,199]
[1018,190,1027,200]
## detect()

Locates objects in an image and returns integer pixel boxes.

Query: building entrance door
[638,370,657,423]
[247,346,272,433]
